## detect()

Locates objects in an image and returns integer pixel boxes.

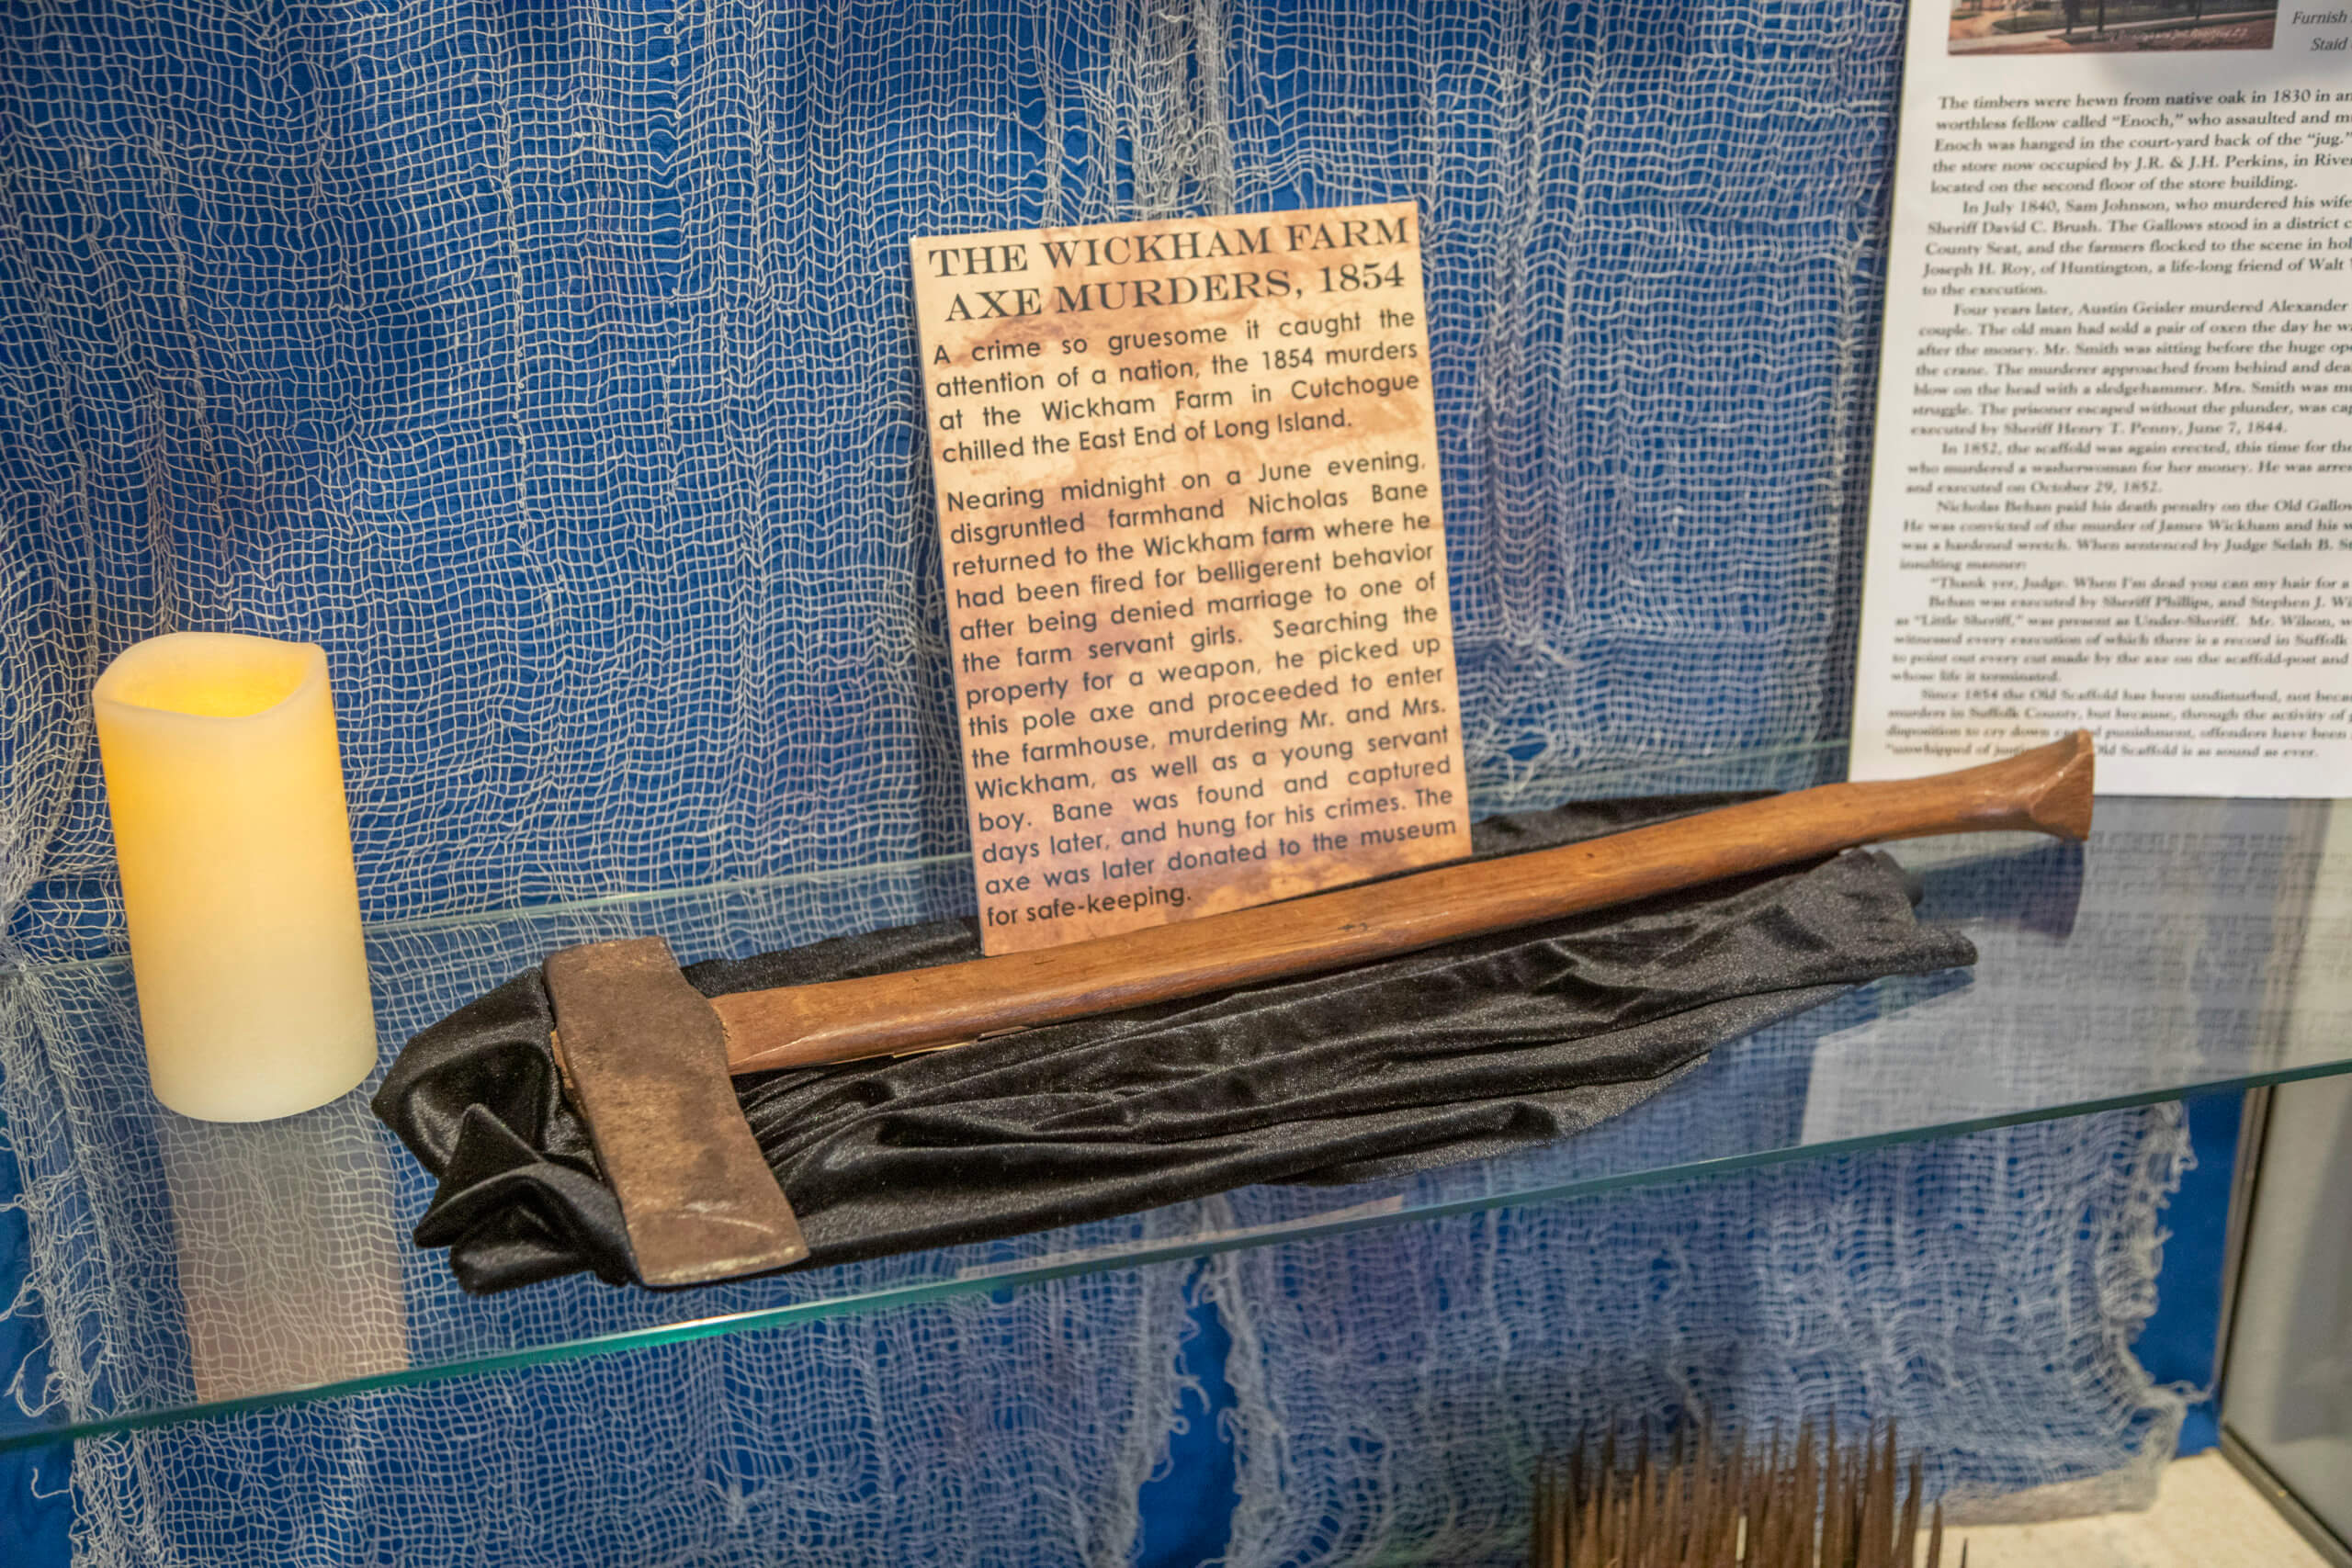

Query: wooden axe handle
[717,731,2093,1074]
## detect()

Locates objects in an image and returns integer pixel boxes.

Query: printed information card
[913,202,1471,953]
[1851,3,2352,796]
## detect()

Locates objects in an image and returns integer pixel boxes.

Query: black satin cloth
[374,796,1978,1293]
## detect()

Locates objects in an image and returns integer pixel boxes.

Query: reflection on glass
[159,1096,409,1402]
[1803,798,2350,1141]
[7,786,2352,1448]
[2224,1070,2352,1548]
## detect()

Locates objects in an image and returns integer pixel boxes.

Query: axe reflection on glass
[541,732,2094,1286]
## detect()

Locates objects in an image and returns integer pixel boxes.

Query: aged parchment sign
[913,202,1472,952]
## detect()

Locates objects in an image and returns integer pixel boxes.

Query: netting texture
[0,0,1896,961]
[0,1,2197,1563]
[1206,1108,2191,1567]
[71,1262,1195,1568]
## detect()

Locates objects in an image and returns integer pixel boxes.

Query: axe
[542,731,2093,1286]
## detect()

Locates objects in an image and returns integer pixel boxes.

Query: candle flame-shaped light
[95,633,377,1122]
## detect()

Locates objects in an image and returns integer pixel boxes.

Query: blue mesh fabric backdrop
[0,2,2193,1563]
[1,0,1893,961]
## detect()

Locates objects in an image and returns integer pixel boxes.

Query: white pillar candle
[94,632,377,1122]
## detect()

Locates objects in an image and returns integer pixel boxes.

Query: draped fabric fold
[374,796,1977,1293]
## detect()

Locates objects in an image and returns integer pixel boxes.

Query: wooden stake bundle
[1530,1418,1964,1568]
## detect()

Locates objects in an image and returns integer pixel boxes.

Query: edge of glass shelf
[0,738,1849,979]
[7,1052,2344,1456]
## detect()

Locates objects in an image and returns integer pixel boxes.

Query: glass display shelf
[6,778,2352,1454]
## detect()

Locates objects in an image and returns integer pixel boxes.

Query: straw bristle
[1529,1418,1950,1567]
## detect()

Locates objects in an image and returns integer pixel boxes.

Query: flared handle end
[1997,729,2096,841]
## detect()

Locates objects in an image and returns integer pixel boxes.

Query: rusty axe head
[542,937,807,1287]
